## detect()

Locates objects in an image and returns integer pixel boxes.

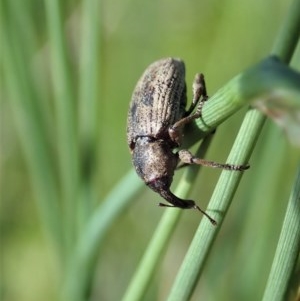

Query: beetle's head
[132,137,178,187]
[131,137,186,205]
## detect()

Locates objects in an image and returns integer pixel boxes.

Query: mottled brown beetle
[127,58,249,224]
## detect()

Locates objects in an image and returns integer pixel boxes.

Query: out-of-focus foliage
[1,0,299,301]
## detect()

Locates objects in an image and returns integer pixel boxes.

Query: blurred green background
[1,0,299,300]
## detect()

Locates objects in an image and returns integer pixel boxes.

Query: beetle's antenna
[158,201,217,225]
[194,205,217,225]
[157,188,217,225]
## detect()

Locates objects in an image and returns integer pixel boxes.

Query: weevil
[127,58,249,224]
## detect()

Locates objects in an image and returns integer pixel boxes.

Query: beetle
[127,58,249,224]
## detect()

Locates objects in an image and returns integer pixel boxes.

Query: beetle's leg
[186,73,208,116]
[178,149,250,171]
[176,162,190,169]
[169,73,208,144]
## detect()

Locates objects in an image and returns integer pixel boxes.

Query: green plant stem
[63,169,143,301]
[1,2,64,254]
[262,166,300,301]
[44,0,80,254]
[78,0,102,229]
[271,0,300,62]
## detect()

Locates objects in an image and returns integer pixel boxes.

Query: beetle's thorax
[132,136,178,188]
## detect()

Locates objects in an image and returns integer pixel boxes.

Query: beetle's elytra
[127,58,249,225]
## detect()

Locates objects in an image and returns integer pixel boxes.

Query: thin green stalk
[1,2,64,254]
[121,210,183,301]
[44,0,80,253]
[167,108,266,301]
[121,135,215,301]
[271,0,300,62]
[78,0,102,228]
[262,166,300,301]
[63,169,143,301]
